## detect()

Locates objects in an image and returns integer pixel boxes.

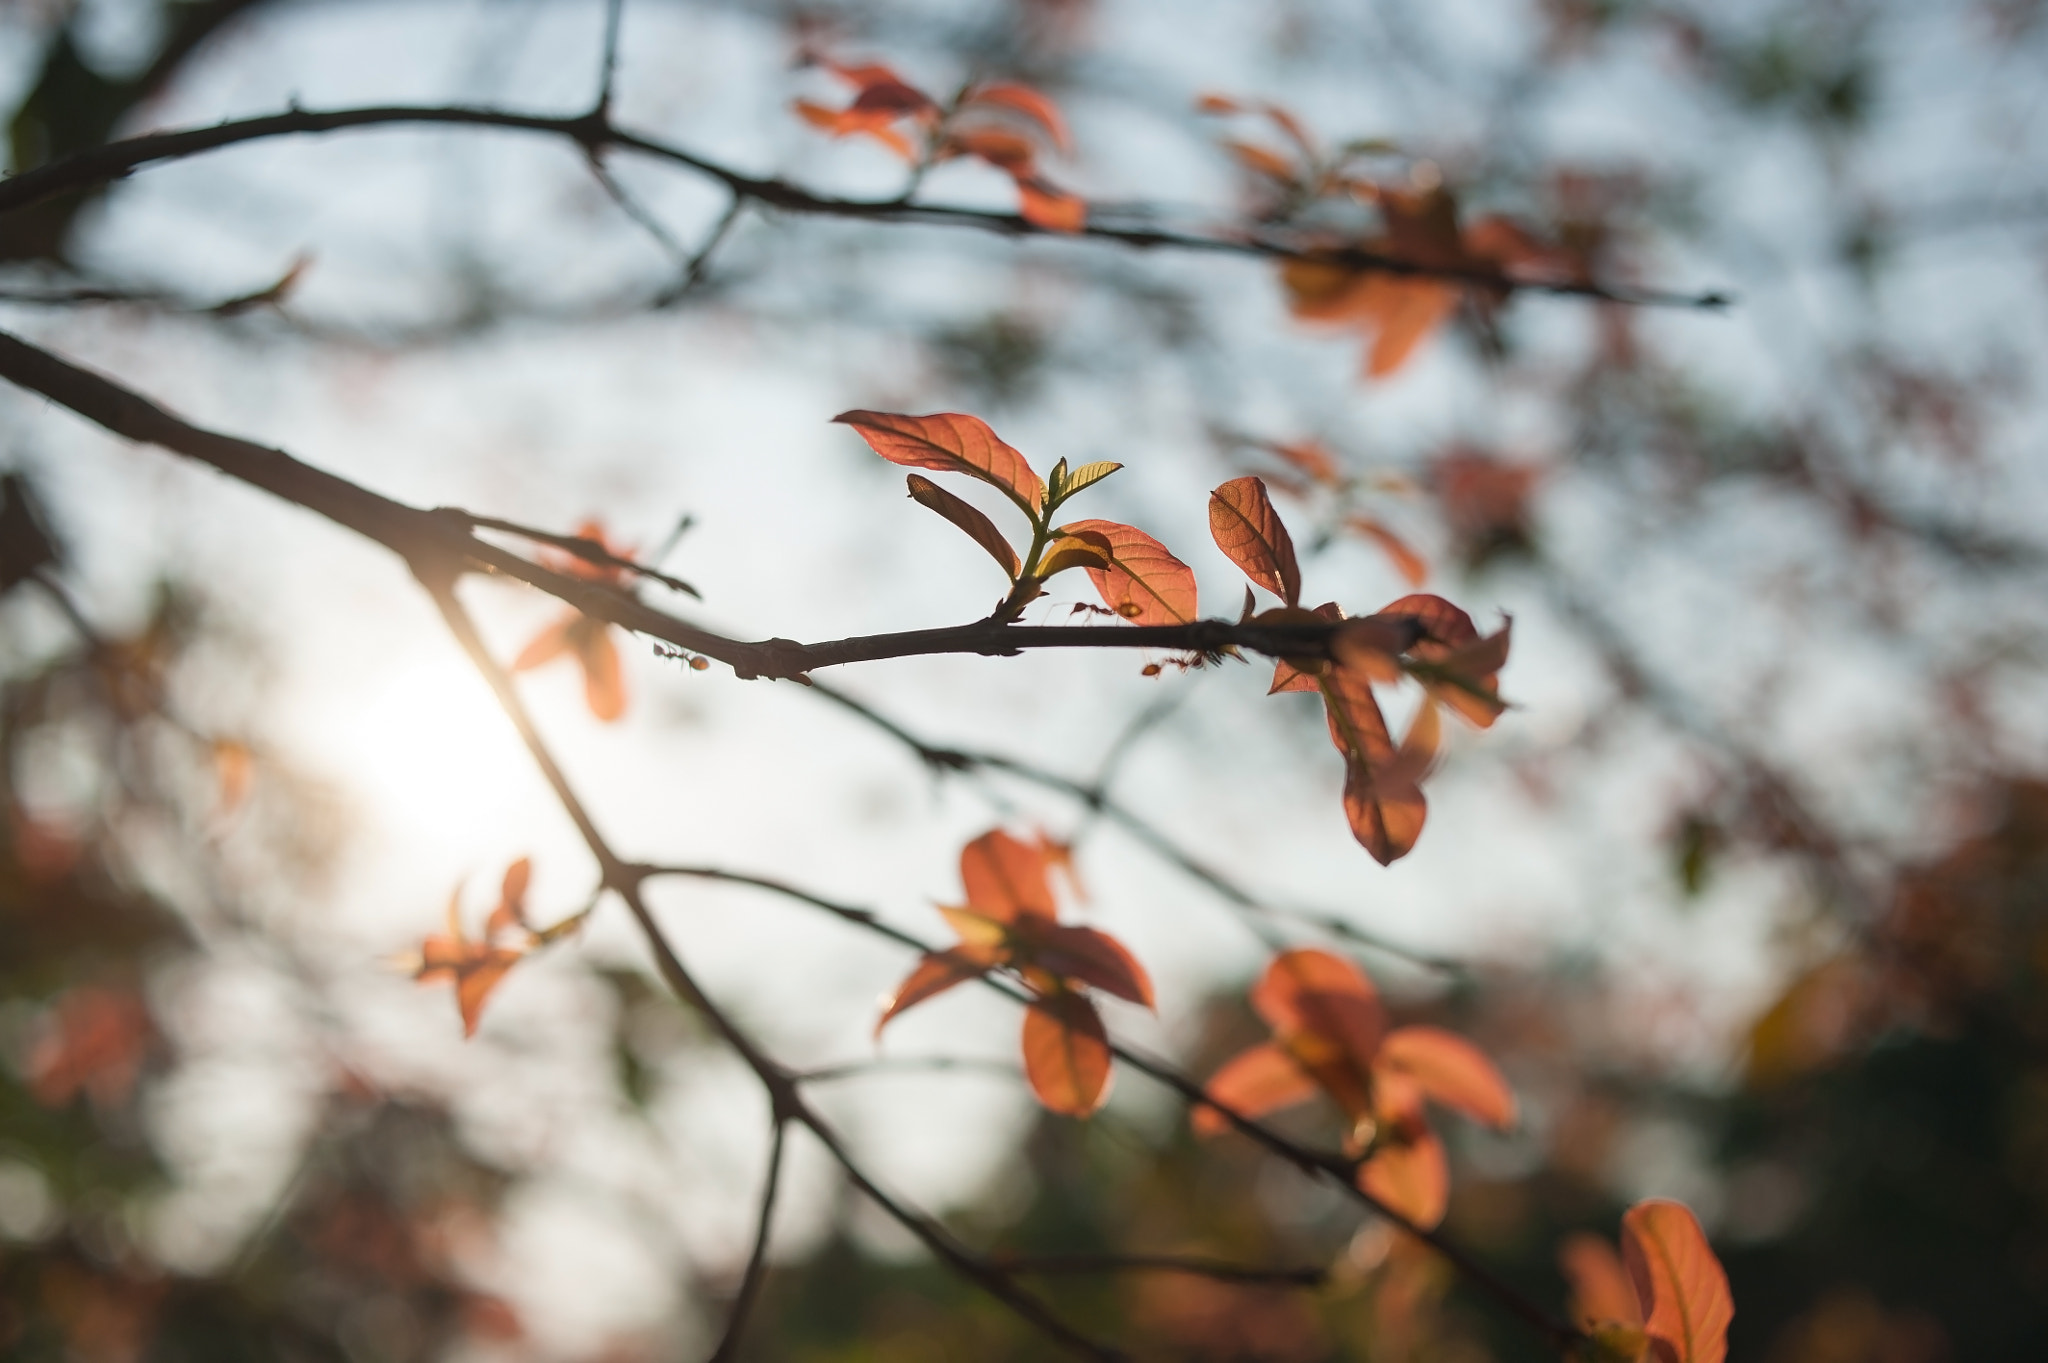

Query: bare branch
[991,1252,1328,1288]
[707,1114,786,1363]
[0,104,1728,309]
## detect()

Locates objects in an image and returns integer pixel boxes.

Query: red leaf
[1024,923,1154,1008]
[875,947,994,1035]
[945,125,1039,173]
[1559,1233,1644,1332]
[905,473,1019,578]
[1357,1126,1449,1229]
[1374,592,1477,647]
[963,81,1073,151]
[1342,754,1427,866]
[835,410,1044,513]
[1191,1041,1318,1136]
[1059,518,1198,625]
[572,616,626,722]
[1209,476,1302,606]
[960,828,1059,926]
[1263,438,1342,487]
[1022,991,1112,1116]
[1621,1200,1733,1363]
[1376,1025,1515,1129]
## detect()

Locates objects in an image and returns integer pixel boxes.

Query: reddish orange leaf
[1016,177,1087,233]
[1321,661,1428,864]
[1024,923,1154,1008]
[1560,1233,1644,1332]
[961,828,1060,925]
[1223,139,1299,183]
[513,616,575,670]
[1342,755,1428,867]
[962,81,1072,151]
[1372,594,1509,727]
[1037,529,1114,579]
[1358,1127,1449,1229]
[26,987,153,1108]
[1192,1040,1318,1136]
[944,125,1039,172]
[573,616,626,721]
[485,857,533,937]
[1268,601,1343,694]
[1059,518,1198,624]
[875,947,997,1035]
[1346,516,1429,586]
[1250,949,1386,1078]
[1621,1200,1733,1363]
[1209,476,1302,605]
[1264,438,1342,487]
[1194,92,1245,115]
[454,950,522,1038]
[835,410,1044,512]
[1376,1024,1515,1129]
[905,473,1019,578]
[1022,991,1112,1116]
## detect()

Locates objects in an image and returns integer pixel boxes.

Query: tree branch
[0,103,1728,309]
[990,1252,1328,1288]
[707,1113,785,1363]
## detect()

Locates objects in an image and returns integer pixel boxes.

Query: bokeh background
[3,0,2047,1358]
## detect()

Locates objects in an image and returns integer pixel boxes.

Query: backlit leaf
[513,616,575,670]
[455,951,522,1038]
[1016,178,1087,232]
[962,81,1072,151]
[945,125,1038,172]
[1022,991,1112,1116]
[1621,1200,1733,1363]
[1192,1041,1318,1136]
[572,617,626,722]
[1059,518,1198,625]
[1376,1024,1515,1128]
[485,857,533,937]
[1358,1127,1449,1229]
[1346,515,1429,586]
[1057,460,1122,501]
[1264,438,1342,487]
[1223,139,1299,182]
[1269,601,1342,693]
[905,473,1019,578]
[875,947,994,1035]
[1209,476,1302,605]
[1025,923,1154,1008]
[961,828,1059,925]
[1560,1233,1644,1332]
[1250,949,1385,1077]
[1343,754,1427,866]
[835,410,1045,512]
[1037,528,1114,578]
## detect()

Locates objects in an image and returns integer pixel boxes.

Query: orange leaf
[1192,1040,1318,1136]
[1560,1233,1644,1332]
[835,410,1044,513]
[945,125,1039,172]
[485,857,533,937]
[1346,516,1429,586]
[572,616,626,722]
[1342,754,1427,866]
[513,615,576,671]
[1376,1025,1515,1129]
[1209,476,1302,606]
[1263,438,1342,487]
[455,949,523,1038]
[1621,1200,1733,1363]
[905,473,1019,578]
[1360,277,1460,377]
[1223,139,1299,183]
[962,81,1072,151]
[1022,991,1112,1116]
[1358,1126,1449,1229]
[1023,923,1154,1008]
[1250,949,1385,1079]
[1269,601,1342,694]
[1194,92,1245,115]
[1015,177,1088,233]
[875,947,995,1035]
[1036,529,1113,578]
[1059,518,1198,625]
[1373,592,1477,647]
[961,828,1059,926]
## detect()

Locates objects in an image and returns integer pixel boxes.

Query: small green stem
[990,498,1059,623]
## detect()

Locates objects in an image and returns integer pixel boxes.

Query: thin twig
[0,104,1730,309]
[595,0,627,114]
[655,193,744,307]
[795,1055,1022,1084]
[990,1252,1328,1288]
[707,1114,786,1363]
[449,508,700,596]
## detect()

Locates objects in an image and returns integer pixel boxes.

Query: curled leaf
[1016,178,1087,232]
[1209,476,1302,605]
[1036,528,1114,578]
[1251,949,1385,1084]
[835,410,1045,512]
[1059,518,1198,625]
[1346,515,1429,586]
[1621,1200,1733,1363]
[1560,1233,1644,1333]
[962,81,1072,151]
[1022,991,1112,1116]
[906,473,1019,578]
